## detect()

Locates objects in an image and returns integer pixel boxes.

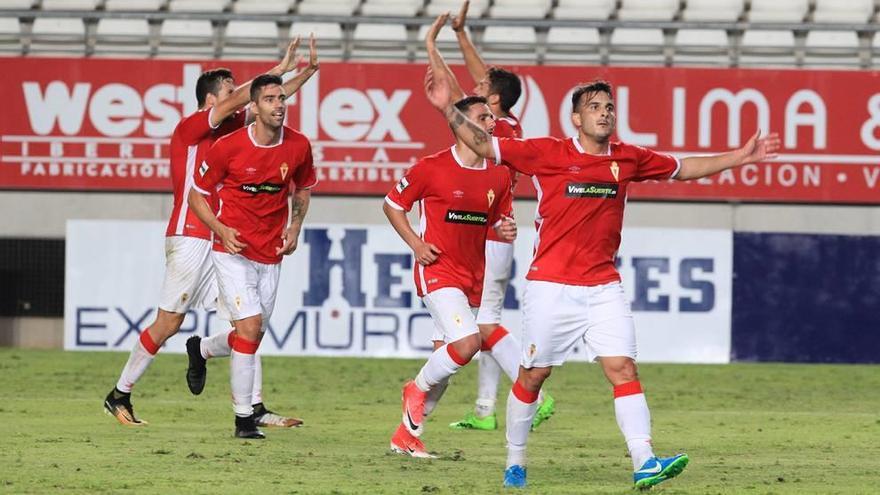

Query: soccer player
[187,73,317,439]
[384,92,517,457]
[432,5,556,432]
[423,67,780,488]
[103,37,318,428]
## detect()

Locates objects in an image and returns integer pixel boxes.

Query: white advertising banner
[65,220,732,363]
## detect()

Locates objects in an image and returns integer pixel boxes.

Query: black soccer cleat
[234,414,266,439]
[185,336,207,395]
[104,388,147,426]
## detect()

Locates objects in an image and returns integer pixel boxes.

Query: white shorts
[475,241,515,325]
[521,280,636,368]
[211,251,281,332]
[423,287,479,343]
[158,236,218,314]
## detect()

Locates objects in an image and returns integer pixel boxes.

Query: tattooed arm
[423,65,496,160]
[277,188,311,256]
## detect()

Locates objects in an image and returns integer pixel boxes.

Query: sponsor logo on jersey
[280,162,289,180]
[487,189,495,207]
[396,177,409,193]
[565,182,619,199]
[610,161,620,182]
[241,182,283,195]
[445,210,488,225]
[198,162,209,177]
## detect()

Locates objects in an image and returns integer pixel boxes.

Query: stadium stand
[1,0,879,69]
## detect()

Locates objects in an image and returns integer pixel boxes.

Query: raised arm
[282,33,319,101]
[424,66,495,160]
[676,130,781,180]
[451,1,488,85]
[425,13,465,101]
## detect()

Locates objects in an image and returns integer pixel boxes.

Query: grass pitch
[0,349,878,494]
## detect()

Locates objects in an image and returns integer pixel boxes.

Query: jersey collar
[248,123,284,148]
[571,136,611,156]
[451,145,488,170]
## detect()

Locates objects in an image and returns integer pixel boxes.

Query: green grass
[0,349,878,494]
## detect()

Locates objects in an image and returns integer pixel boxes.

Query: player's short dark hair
[454,95,489,113]
[250,74,284,102]
[571,80,613,113]
[196,68,234,108]
[487,67,522,114]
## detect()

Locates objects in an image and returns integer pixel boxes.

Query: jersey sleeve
[193,141,229,195]
[214,109,247,137]
[490,172,514,228]
[293,141,318,190]
[633,145,681,182]
[493,137,559,176]
[175,109,215,144]
[385,161,429,212]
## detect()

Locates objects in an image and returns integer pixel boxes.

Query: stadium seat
[747,0,808,22]
[415,23,471,60]
[94,18,152,58]
[425,0,489,17]
[0,0,38,9]
[803,30,862,68]
[681,0,743,22]
[673,29,730,67]
[157,19,216,58]
[105,0,167,10]
[608,28,667,66]
[361,0,423,17]
[480,25,537,63]
[543,26,601,64]
[739,30,797,67]
[297,0,359,16]
[222,20,281,59]
[552,0,615,20]
[351,23,410,60]
[41,0,103,9]
[30,17,87,56]
[873,31,880,68]
[812,0,873,24]
[0,17,21,55]
[168,0,230,12]
[290,22,344,59]
[232,0,294,13]
[617,0,679,21]
[487,0,552,19]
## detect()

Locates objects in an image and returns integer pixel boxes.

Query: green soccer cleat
[449,411,497,431]
[531,392,555,430]
[633,453,689,489]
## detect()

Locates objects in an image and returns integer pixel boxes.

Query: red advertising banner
[2,57,879,203]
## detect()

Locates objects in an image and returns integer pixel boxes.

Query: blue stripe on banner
[732,232,880,363]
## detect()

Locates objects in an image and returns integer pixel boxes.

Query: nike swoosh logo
[407,446,415,454]
[405,408,419,432]
[637,462,662,475]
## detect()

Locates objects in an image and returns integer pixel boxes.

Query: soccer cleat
[633,453,689,489]
[531,392,556,430]
[253,402,303,428]
[103,389,147,426]
[389,424,436,458]
[503,465,527,488]
[234,414,266,439]
[185,336,207,395]
[401,380,427,437]
[449,411,497,431]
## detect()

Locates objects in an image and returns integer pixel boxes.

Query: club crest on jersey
[396,177,409,193]
[280,162,289,180]
[487,189,495,207]
[610,161,620,182]
[198,162,209,177]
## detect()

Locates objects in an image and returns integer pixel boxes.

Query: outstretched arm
[424,66,495,159]
[451,1,488,85]
[676,130,781,180]
[425,13,465,101]
[282,33,319,101]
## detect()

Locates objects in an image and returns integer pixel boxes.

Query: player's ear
[571,111,582,129]
[488,93,501,107]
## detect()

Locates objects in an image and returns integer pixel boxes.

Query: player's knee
[603,358,638,385]
[450,333,481,362]
[519,366,551,391]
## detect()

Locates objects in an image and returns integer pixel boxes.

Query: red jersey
[486,114,522,243]
[385,146,513,306]
[165,107,246,240]
[193,124,317,265]
[493,136,680,286]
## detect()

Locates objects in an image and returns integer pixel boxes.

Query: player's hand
[276,226,301,256]
[451,0,469,32]
[737,129,780,165]
[424,66,452,110]
[218,225,247,254]
[413,241,442,266]
[305,32,319,72]
[426,12,449,47]
[273,37,303,75]
[496,215,517,242]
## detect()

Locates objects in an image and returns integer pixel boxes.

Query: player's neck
[577,134,610,155]
[491,104,509,120]
[252,122,282,146]
[454,142,484,168]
